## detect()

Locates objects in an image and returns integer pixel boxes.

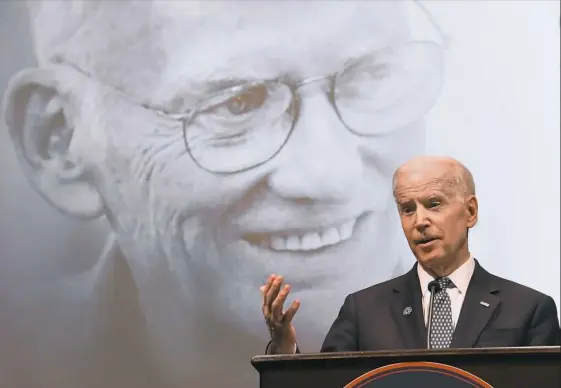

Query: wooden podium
[251,346,560,387]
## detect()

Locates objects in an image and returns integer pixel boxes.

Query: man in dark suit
[261,156,560,354]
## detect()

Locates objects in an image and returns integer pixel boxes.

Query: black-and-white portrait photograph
[1,1,559,387]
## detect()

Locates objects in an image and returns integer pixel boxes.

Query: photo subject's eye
[198,82,291,124]
[334,41,444,136]
[183,81,295,173]
[222,85,269,115]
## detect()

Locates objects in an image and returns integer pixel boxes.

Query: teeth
[339,219,356,240]
[286,235,300,250]
[269,218,357,252]
[270,236,286,250]
[301,233,323,250]
[321,227,340,246]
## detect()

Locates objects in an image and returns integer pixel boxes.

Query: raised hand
[261,274,301,354]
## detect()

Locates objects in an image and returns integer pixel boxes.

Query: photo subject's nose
[267,96,363,203]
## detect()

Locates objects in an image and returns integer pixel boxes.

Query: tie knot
[438,277,454,290]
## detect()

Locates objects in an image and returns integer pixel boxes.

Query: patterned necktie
[429,277,456,349]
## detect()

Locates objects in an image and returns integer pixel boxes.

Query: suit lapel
[390,264,426,349]
[451,261,500,348]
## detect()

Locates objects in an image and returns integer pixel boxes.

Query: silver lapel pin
[403,306,413,316]
[480,301,490,307]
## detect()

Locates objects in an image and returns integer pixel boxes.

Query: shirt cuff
[265,340,298,354]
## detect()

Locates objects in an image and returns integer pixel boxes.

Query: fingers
[271,284,291,320]
[261,274,299,324]
[282,299,300,324]
[264,275,284,310]
[261,274,275,305]
[261,274,280,318]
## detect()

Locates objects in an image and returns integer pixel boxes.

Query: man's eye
[218,85,269,115]
[429,201,440,208]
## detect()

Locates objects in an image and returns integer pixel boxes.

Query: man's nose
[414,207,431,231]
[267,92,363,203]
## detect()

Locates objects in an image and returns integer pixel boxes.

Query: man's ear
[466,194,478,228]
[2,68,105,219]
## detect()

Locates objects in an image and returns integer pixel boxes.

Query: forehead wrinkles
[395,175,459,200]
[48,1,408,104]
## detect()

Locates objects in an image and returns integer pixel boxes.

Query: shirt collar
[418,254,476,297]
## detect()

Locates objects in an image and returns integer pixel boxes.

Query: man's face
[394,165,476,270]
[55,1,442,334]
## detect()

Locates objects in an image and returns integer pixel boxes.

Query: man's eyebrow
[157,74,289,113]
[426,191,445,198]
[396,197,412,205]
[155,77,252,112]
[201,72,301,92]
[202,78,255,92]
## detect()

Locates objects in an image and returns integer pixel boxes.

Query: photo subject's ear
[2,68,105,220]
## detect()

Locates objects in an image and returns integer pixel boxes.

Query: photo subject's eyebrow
[151,77,247,112]
[203,78,255,91]
[163,77,261,109]
[168,76,267,103]
[167,72,295,104]
[202,71,304,90]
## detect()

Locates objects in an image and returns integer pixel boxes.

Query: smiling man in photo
[1,1,445,387]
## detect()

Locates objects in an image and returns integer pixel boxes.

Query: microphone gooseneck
[426,279,442,349]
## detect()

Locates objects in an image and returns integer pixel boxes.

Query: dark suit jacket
[320,260,560,352]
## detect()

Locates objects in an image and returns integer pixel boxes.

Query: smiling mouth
[244,218,359,252]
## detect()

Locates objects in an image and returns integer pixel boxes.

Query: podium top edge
[251,346,561,366]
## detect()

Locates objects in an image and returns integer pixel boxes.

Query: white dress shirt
[418,255,476,328]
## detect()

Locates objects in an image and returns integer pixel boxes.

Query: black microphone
[426,279,442,349]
